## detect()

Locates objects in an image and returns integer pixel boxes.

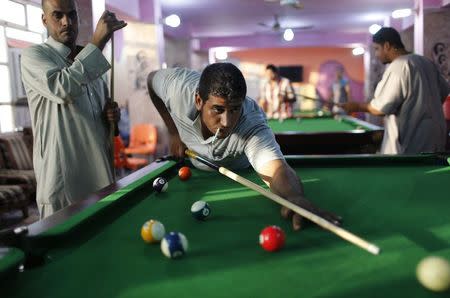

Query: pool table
[268,115,384,155]
[1,154,450,298]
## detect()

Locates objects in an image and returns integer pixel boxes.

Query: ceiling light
[369,24,382,35]
[215,48,228,60]
[283,29,294,41]
[392,9,412,19]
[352,47,365,56]
[164,14,181,28]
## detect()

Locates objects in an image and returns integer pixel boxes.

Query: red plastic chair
[114,136,148,171]
[124,124,157,157]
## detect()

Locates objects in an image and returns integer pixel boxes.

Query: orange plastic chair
[124,124,157,157]
[114,136,148,171]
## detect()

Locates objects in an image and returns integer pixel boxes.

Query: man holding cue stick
[147,63,342,231]
[20,0,126,218]
[185,149,380,255]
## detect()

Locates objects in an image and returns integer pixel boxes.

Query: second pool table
[268,115,384,155]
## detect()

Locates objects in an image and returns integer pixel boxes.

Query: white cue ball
[416,256,450,292]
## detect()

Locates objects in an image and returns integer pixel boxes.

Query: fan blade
[292,3,304,9]
[291,25,313,30]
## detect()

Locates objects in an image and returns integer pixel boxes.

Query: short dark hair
[265,64,278,73]
[198,63,247,103]
[372,27,405,49]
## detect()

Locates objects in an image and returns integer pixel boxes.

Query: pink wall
[230,47,364,83]
[230,47,365,101]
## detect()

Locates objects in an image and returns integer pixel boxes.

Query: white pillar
[414,0,424,55]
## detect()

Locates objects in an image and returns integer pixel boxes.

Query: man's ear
[42,13,48,27]
[195,93,204,111]
[384,42,392,52]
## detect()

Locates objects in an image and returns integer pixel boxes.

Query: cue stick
[185,149,381,255]
[296,93,342,107]
[282,93,342,107]
[109,34,116,182]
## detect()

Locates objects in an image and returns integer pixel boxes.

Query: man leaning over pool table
[147,62,342,230]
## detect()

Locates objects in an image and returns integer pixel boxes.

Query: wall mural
[432,42,449,82]
[315,60,364,104]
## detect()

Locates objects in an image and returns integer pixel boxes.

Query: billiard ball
[191,200,211,220]
[152,177,168,193]
[416,256,450,292]
[259,225,286,252]
[141,219,165,243]
[160,232,188,259]
[178,166,192,181]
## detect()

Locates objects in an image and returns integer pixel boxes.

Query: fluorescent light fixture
[5,27,43,44]
[215,48,228,60]
[392,9,412,19]
[369,24,382,35]
[283,29,294,41]
[352,47,365,56]
[164,14,181,28]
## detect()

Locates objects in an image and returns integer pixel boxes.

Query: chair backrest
[129,124,157,147]
[0,132,33,170]
[114,136,127,168]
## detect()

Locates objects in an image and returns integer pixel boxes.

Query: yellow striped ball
[141,219,165,243]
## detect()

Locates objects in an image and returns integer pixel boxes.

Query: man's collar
[46,36,72,58]
[45,36,83,59]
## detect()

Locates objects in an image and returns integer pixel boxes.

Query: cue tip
[368,244,381,255]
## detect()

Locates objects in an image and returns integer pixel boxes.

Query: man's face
[42,0,79,47]
[195,94,243,139]
[265,69,277,81]
[373,42,391,64]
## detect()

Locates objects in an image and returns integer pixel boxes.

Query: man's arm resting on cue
[257,159,342,230]
[341,101,385,116]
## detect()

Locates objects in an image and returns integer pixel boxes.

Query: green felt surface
[39,162,175,238]
[295,110,333,118]
[0,247,24,279]
[3,157,450,297]
[268,118,368,133]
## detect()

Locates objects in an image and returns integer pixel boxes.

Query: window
[0,1,44,132]
[6,27,43,44]
[0,1,26,27]
[26,4,45,34]
[0,26,6,63]
[0,64,13,132]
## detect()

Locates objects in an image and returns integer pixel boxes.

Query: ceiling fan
[257,14,313,32]
[264,0,304,10]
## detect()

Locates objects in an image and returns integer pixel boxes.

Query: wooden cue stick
[109,34,116,182]
[185,149,381,255]
[296,93,341,107]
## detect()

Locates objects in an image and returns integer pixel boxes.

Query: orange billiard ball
[178,166,192,181]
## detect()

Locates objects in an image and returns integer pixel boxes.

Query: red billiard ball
[178,166,192,181]
[259,225,286,252]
